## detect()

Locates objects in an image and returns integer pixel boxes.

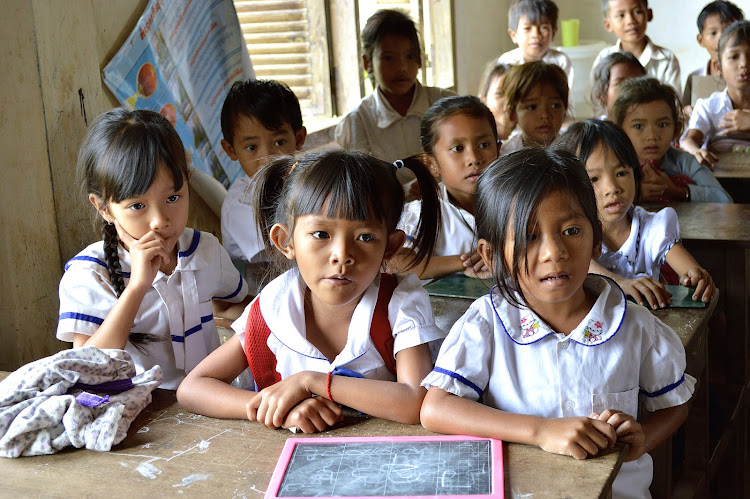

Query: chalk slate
[424,275,494,300]
[267,436,502,498]
[627,285,708,308]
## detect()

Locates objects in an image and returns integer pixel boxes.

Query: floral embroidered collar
[492,274,627,346]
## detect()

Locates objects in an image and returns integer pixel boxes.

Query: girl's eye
[129,202,145,211]
[616,169,630,177]
[551,103,562,109]
[526,233,538,242]
[382,55,393,61]
[525,104,536,111]
[167,195,180,203]
[311,231,329,239]
[274,139,287,147]
[633,124,642,130]
[407,53,419,60]
[357,233,376,242]
[245,145,257,151]
[450,145,464,152]
[658,122,670,128]
[478,141,490,149]
[563,227,580,236]
[589,176,599,183]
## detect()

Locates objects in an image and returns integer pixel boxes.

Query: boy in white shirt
[593,0,681,93]
[220,80,306,263]
[498,0,574,90]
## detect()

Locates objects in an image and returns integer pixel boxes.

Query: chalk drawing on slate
[265,435,503,498]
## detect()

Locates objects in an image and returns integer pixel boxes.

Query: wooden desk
[714,151,750,203]
[644,201,750,496]
[0,382,624,499]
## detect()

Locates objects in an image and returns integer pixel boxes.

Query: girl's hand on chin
[115,221,170,289]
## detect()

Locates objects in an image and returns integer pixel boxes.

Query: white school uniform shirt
[221,174,266,263]
[232,269,445,382]
[596,205,679,281]
[58,228,249,390]
[497,47,574,89]
[593,37,681,93]
[334,82,455,163]
[422,274,695,499]
[398,183,476,257]
[681,88,734,148]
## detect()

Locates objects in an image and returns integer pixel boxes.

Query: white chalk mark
[141,443,152,449]
[173,473,211,487]
[198,440,210,450]
[137,426,150,433]
[135,462,162,479]
[119,462,129,468]
[512,490,534,498]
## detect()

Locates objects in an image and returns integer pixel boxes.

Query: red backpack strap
[243,298,282,391]
[369,273,398,375]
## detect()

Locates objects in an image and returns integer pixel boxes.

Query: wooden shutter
[234,0,331,118]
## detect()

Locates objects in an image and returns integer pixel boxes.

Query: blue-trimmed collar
[492,274,627,347]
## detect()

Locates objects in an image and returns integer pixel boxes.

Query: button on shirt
[422,274,694,497]
[58,229,248,389]
[596,206,680,281]
[233,270,445,382]
[334,82,455,163]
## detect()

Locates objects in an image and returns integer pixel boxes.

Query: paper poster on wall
[103,0,254,188]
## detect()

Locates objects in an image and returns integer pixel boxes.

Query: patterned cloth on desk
[0,347,161,457]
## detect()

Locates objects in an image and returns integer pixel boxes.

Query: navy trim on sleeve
[640,374,685,398]
[432,366,484,398]
[58,312,105,325]
[178,230,201,258]
[216,275,244,300]
[64,256,107,271]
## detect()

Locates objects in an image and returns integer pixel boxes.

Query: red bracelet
[326,371,334,402]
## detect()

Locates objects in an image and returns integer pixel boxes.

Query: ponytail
[395,156,441,270]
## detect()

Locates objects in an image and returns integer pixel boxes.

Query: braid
[102,221,160,349]
[102,222,125,297]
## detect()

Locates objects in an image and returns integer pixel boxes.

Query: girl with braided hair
[57,108,248,389]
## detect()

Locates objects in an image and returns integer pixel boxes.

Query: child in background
[591,51,646,118]
[611,76,732,203]
[58,109,248,390]
[177,150,446,433]
[593,0,681,93]
[220,79,307,264]
[420,147,693,498]
[394,96,499,280]
[682,1,743,112]
[681,20,750,167]
[560,119,716,309]
[499,61,568,155]
[498,0,574,89]
[477,60,517,141]
[334,9,454,163]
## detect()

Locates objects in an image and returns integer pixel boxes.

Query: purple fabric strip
[75,392,110,408]
[72,378,134,394]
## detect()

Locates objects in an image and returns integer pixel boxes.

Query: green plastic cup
[561,19,579,47]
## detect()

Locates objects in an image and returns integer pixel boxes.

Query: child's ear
[646,9,653,22]
[477,238,494,272]
[508,28,519,44]
[220,139,239,161]
[592,221,603,259]
[712,59,721,76]
[697,33,705,48]
[294,127,307,151]
[88,193,111,223]
[382,230,407,261]
[362,54,372,74]
[269,223,295,260]
[603,18,613,33]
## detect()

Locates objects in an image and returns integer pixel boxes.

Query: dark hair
[591,52,646,114]
[254,150,440,273]
[420,96,499,156]
[509,0,559,31]
[697,1,744,32]
[501,61,569,117]
[559,119,643,202]
[476,147,601,309]
[601,0,648,15]
[609,76,683,138]
[361,9,422,86]
[477,60,513,100]
[718,20,750,64]
[77,108,188,346]
[220,79,303,144]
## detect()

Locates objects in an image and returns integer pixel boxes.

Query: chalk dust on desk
[135,462,162,479]
[173,473,211,488]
